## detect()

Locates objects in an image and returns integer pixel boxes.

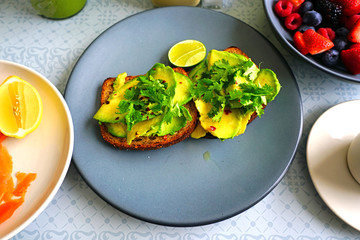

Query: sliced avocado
[195,100,244,139]
[173,72,192,106]
[188,60,207,81]
[127,115,163,144]
[112,73,127,92]
[105,122,127,138]
[190,123,207,139]
[147,63,177,99]
[236,110,253,135]
[93,77,139,123]
[207,49,249,69]
[254,68,281,102]
[157,115,187,136]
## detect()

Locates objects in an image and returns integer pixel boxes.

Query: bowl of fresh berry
[263,0,360,82]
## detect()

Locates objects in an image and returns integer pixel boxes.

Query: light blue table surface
[1,0,360,239]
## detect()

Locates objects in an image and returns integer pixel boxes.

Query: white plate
[307,100,360,231]
[0,60,74,239]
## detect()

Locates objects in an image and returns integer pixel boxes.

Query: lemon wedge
[0,75,43,138]
[168,39,206,67]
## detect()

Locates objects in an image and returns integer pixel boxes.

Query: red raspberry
[317,28,336,41]
[284,13,302,30]
[274,0,294,17]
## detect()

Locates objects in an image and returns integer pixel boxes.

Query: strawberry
[302,29,334,55]
[331,0,360,16]
[293,31,309,55]
[348,18,360,43]
[344,14,360,30]
[287,0,304,8]
[341,47,360,74]
[350,43,360,49]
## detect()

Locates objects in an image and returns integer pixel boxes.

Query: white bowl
[0,60,74,239]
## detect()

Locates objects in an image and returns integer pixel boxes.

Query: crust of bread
[98,69,198,150]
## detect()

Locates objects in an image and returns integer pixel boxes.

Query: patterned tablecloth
[1,0,360,239]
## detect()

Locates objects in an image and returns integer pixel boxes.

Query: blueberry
[321,49,340,67]
[302,10,322,26]
[299,1,314,13]
[335,27,349,38]
[298,24,315,32]
[333,38,348,51]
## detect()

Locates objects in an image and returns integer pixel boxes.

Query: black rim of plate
[64,6,303,227]
[263,0,360,82]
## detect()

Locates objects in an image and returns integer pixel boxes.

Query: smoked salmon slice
[0,143,36,224]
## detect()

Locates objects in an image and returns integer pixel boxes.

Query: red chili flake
[163,135,168,140]
[224,109,232,115]
[209,126,216,131]
[179,82,183,84]
[162,80,166,83]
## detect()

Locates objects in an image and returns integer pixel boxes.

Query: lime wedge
[168,40,206,67]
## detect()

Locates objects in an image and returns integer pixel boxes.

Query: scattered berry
[299,1,313,14]
[298,24,315,32]
[321,49,340,66]
[350,43,360,49]
[302,29,334,54]
[333,37,348,51]
[348,19,360,43]
[302,10,322,26]
[293,31,309,54]
[331,0,360,17]
[317,28,335,40]
[284,13,302,30]
[273,0,360,74]
[344,14,360,30]
[335,27,350,37]
[341,47,360,74]
[287,0,305,8]
[274,0,294,17]
[315,0,342,28]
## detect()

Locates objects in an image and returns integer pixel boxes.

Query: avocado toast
[94,63,198,150]
[189,47,281,139]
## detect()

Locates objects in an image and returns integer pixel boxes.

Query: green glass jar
[30,0,86,19]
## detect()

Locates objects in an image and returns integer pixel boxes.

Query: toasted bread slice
[223,46,250,59]
[98,69,198,150]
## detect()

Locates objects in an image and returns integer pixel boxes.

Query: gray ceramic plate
[65,6,303,227]
[263,0,360,82]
